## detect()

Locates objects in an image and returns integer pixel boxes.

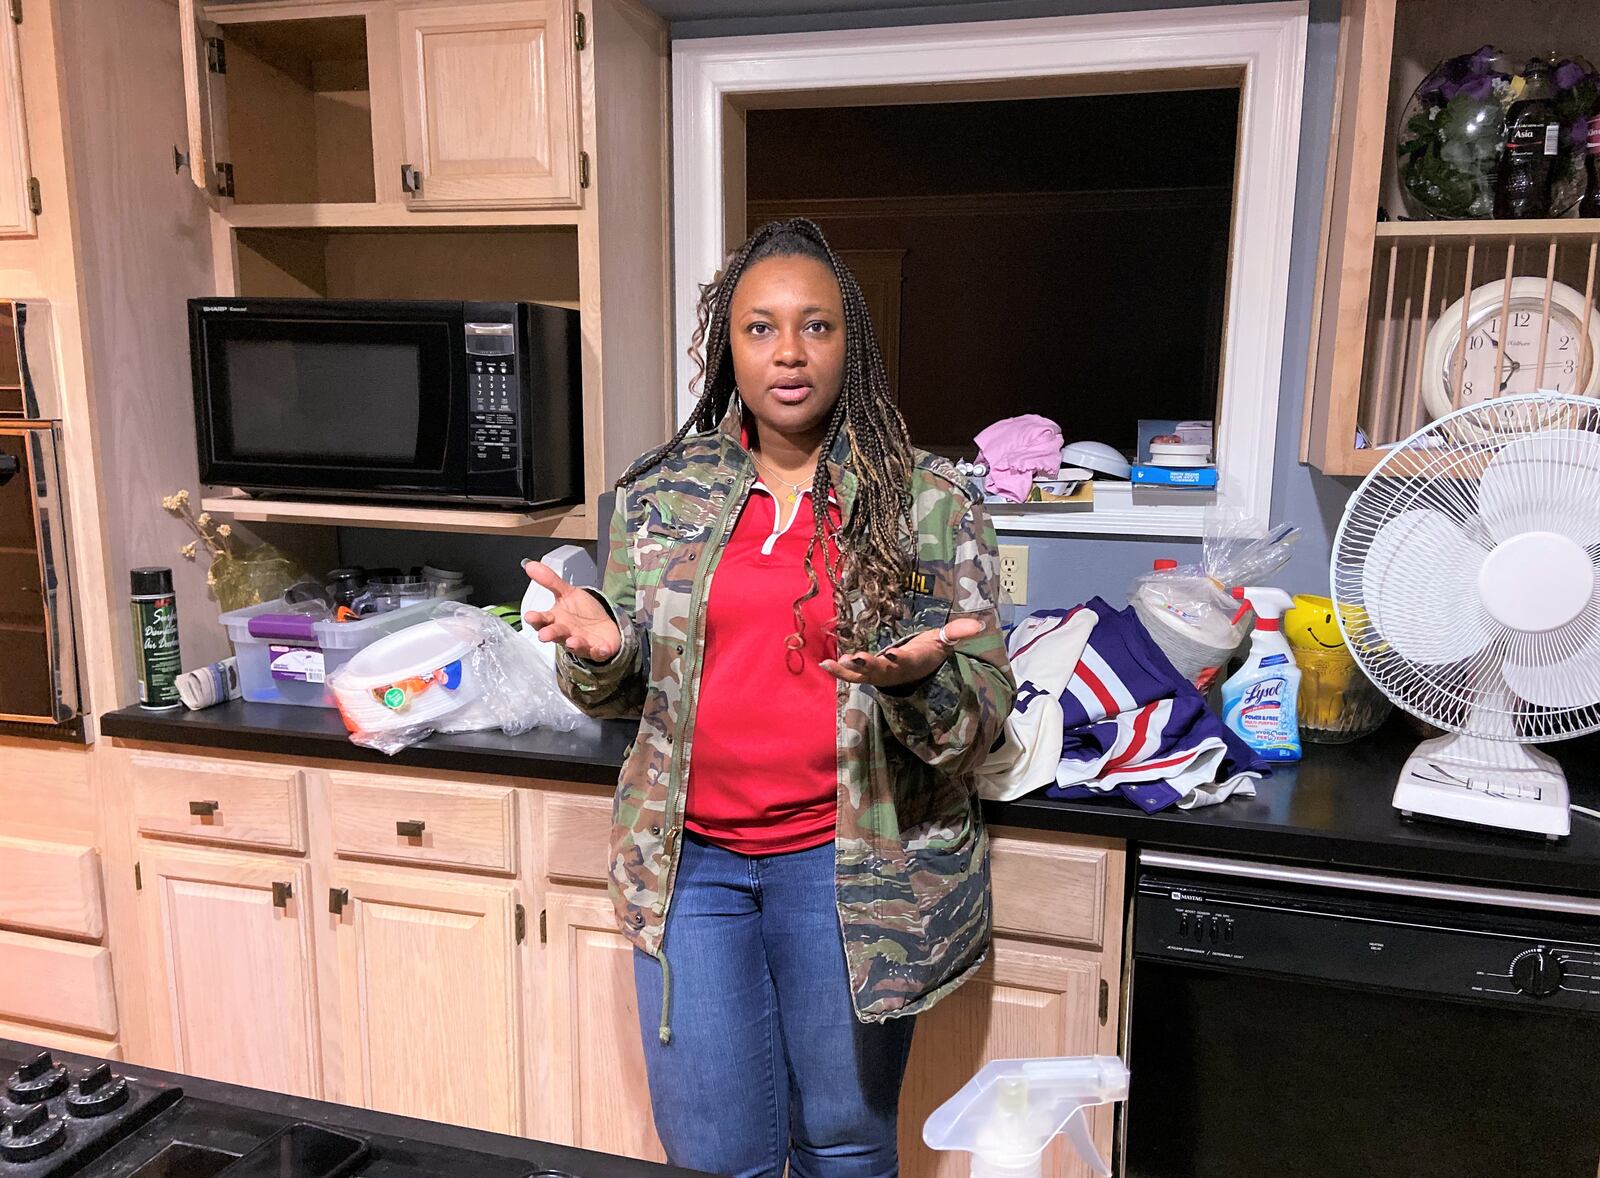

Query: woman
[525,218,1014,1178]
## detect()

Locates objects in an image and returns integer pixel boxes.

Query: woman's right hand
[522,560,623,662]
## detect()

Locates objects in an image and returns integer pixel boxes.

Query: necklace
[750,451,816,505]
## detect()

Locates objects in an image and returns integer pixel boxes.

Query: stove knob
[6,1052,68,1104]
[0,1102,66,1162]
[65,1064,128,1118]
[1511,948,1565,998]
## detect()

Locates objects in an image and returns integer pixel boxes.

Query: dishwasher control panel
[1136,869,1600,1014]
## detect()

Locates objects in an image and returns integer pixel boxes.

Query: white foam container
[220,589,470,708]
[331,619,485,733]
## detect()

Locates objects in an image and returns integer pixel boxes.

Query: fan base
[1393,734,1571,839]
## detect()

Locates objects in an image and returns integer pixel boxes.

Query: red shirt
[685,482,842,855]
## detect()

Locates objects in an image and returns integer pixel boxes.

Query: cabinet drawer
[990,832,1110,947]
[131,753,306,852]
[329,774,516,874]
[0,837,104,939]
[0,1020,120,1061]
[542,790,611,883]
[0,929,117,1035]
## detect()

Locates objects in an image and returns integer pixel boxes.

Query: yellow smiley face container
[1284,593,1391,743]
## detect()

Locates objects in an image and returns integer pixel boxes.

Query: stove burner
[0,1104,66,1163]
[5,1056,67,1106]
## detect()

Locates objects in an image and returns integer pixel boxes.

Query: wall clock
[1421,277,1600,429]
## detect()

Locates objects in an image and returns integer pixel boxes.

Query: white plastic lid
[338,620,478,690]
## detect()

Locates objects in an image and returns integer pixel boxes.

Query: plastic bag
[1129,508,1300,690]
[332,602,584,755]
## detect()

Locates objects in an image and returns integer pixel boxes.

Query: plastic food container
[331,619,485,734]
[1296,646,1392,744]
[1060,441,1131,480]
[220,588,470,708]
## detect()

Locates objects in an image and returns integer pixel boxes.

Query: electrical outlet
[998,544,1029,606]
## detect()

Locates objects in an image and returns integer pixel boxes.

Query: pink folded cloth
[975,414,1064,502]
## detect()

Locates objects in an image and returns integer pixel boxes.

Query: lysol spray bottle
[131,566,182,710]
[1220,586,1301,761]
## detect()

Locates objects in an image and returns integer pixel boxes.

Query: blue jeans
[634,834,917,1178]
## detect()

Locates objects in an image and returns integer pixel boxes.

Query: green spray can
[131,566,182,710]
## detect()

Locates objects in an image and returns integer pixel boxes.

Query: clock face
[1446,300,1589,404]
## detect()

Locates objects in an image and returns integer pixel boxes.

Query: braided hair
[618,218,915,654]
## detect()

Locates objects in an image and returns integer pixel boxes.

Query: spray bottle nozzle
[923,1057,1130,1178]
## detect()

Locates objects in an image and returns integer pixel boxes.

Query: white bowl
[1060,441,1131,480]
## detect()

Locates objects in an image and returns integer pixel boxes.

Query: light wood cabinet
[100,747,1127,1173]
[131,752,307,852]
[0,929,117,1035]
[137,845,322,1097]
[395,0,580,209]
[330,867,526,1135]
[0,4,36,237]
[328,772,517,874]
[543,891,665,1163]
[0,836,105,940]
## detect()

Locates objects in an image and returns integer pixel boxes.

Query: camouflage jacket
[555,406,1015,1035]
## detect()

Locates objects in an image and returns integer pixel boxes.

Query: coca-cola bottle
[1496,58,1559,219]
[1581,113,1600,218]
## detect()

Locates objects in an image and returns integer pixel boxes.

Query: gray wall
[670,0,1354,612]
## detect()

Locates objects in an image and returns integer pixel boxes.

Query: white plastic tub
[220,589,470,708]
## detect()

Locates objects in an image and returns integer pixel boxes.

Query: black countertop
[101,702,1600,895]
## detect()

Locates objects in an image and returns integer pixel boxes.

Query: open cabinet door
[178,0,231,204]
[0,7,36,237]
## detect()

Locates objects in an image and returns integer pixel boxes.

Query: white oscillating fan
[1331,392,1600,840]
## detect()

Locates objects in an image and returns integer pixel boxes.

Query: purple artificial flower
[1457,74,1500,101]
[1571,120,1589,149]
[1554,59,1587,91]
[1468,45,1502,75]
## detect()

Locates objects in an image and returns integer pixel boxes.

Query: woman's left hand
[820,616,985,689]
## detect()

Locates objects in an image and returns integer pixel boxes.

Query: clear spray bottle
[923,1056,1130,1178]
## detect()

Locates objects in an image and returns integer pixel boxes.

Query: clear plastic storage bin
[220,590,470,708]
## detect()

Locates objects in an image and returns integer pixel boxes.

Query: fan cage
[1330,392,1600,742]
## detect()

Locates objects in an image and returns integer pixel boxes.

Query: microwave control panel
[465,320,522,484]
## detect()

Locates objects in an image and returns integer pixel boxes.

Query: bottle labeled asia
[131,566,182,710]
[1495,58,1560,219]
[1581,113,1600,218]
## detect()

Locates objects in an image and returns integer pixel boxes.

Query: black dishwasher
[1125,851,1600,1178]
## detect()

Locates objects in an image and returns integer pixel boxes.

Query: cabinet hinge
[205,36,226,74]
[574,11,587,51]
[9,0,20,27]
[515,903,527,943]
[539,909,548,944]
[26,177,39,216]
[578,151,590,189]
[216,162,234,199]
[134,862,142,890]
[1098,978,1109,1025]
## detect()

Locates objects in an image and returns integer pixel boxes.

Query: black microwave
[188,297,582,508]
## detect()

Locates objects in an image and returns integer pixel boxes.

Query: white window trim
[671,3,1308,538]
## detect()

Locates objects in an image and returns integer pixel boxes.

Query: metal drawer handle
[271,881,292,909]
[396,819,426,838]
[189,800,219,817]
[329,888,349,916]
